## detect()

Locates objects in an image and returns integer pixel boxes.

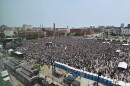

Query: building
[82,28,95,35]
[22,24,33,31]
[4,58,42,86]
[4,30,15,37]
[103,27,121,36]
[70,28,82,33]
[121,28,130,35]
[70,28,94,36]
[128,24,130,29]
[0,25,10,31]
[53,28,70,36]
[45,30,53,37]
[121,23,124,28]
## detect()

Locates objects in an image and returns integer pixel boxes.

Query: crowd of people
[16,37,130,83]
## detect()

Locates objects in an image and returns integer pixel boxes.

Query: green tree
[5,36,11,38]
[59,33,65,36]
[26,34,32,40]
[74,33,84,36]
[112,39,116,43]
[122,40,127,43]
[0,32,5,41]
[117,40,120,43]
[107,39,110,42]
[26,33,39,40]
[67,33,70,36]
[33,33,38,39]
[110,32,116,36]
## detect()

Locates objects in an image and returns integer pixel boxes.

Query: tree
[67,33,70,36]
[122,40,127,43]
[74,33,84,36]
[5,36,11,38]
[112,39,116,43]
[26,33,39,40]
[0,32,5,38]
[110,32,116,36]
[59,33,65,36]
[107,39,110,42]
[33,33,38,39]
[117,40,120,43]
[26,34,32,40]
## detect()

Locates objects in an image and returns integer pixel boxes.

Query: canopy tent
[45,42,53,47]
[116,50,121,53]
[3,76,10,81]
[8,49,14,52]
[0,45,2,48]
[122,44,129,46]
[48,42,52,43]
[102,42,110,44]
[117,81,126,86]
[118,62,128,69]
[11,51,24,58]
[126,83,130,86]
[1,70,9,78]
[14,51,23,55]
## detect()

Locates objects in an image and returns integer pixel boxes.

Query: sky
[0,0,130,28]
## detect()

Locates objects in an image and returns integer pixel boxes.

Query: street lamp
[97,71,102,86]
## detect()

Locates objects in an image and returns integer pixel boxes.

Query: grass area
[40,65,47,71]
[33,63,47,71]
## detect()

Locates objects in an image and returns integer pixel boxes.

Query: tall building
[128,24,130,29]
[53,23,56,36]
[121,23,124,28]
[22,24,33,31]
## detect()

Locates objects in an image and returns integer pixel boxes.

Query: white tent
[118,62,128,69]
[122,44,129,46]
[0,45,2,48]
[3,76,10,81]
[116,50,121,52]
[118,81,126,86]
[126,83,130,86]
[8,49,14,52]
[48,42,52,43]
[14,51,23,55]
[102,42,110,44]
[1,70,9,78]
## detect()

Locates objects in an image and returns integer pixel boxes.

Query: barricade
[54,61,130,86]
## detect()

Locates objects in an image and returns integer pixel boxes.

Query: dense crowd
[16,37,130,82]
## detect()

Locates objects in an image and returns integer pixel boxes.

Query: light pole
[97,71,102,86]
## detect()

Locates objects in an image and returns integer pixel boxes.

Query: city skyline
[0,0,130,27]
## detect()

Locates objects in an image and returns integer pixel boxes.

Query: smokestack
[53,23,55,30]
[42,24,43,28]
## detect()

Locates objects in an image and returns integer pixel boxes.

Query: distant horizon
[0,23,129,28]
[0,0,130,28]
